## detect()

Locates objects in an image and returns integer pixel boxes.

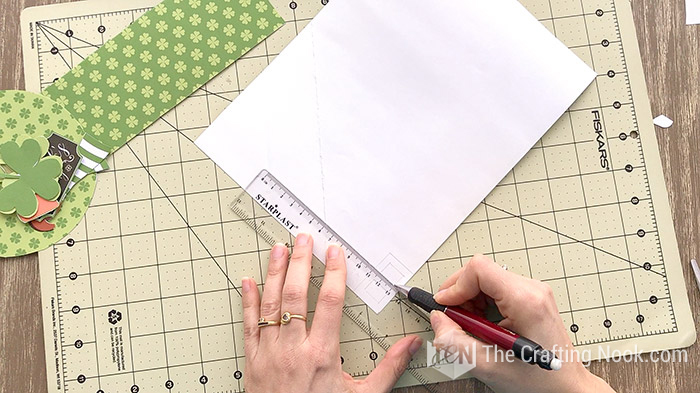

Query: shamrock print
[158,74,171,85]
[125,98,138,111]
[141,86,155,98]
[142,103,156,116]
[42,0,284,156]
[141,68,154,80]
[78,181,90,193]
[189,14,202,26]
[106,75,120,88]
[172,8,185,21]
[73,101,87,113]
[53,79,68,90]
[255,1,268,12]
[55,217,67,228]
[90,88,103,100]
[175,78,188,90]
[64,191,76,203]
[174,61,187,73]
[108,111,121,123]
[225,42,238,54]
[140,51,153,63]
[126,116,139,128]
[91,106,104,118]
[70,207,81,218]
[5,118,17,129]
[123,64,136,75]
[123,46,136,58]
[109,128,122,140]
[172,26,186,38]
[93,124,105,136]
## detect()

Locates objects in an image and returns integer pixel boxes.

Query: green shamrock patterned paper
[43,0,284,157]
[0,91,96,257]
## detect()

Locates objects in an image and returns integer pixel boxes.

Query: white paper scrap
[653,115,674,128]
[197,0,595,311]
[691,259,700,292]
[687,0,700,25]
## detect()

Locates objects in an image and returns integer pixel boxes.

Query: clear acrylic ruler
[232,170,398,312]
[21,0,696,392]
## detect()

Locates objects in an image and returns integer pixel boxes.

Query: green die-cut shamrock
[0,90,96,257]
[0,138,62,217]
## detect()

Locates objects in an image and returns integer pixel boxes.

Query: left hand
[241,233,422,393]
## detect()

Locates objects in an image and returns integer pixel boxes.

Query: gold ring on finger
[257,317,279,328]
[280,311,307,325]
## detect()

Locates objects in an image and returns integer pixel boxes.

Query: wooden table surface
[1,0,699,392]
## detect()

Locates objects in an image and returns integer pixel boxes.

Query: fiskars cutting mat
[21,0,695,392]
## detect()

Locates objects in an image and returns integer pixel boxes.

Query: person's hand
[431,255,616,393]
[241,233,422,393]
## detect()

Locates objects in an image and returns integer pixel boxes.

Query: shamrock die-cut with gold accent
[0,90,96,257]
[1,0,285,256]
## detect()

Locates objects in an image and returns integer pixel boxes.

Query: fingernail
[271,244,286,258]
[430,310,442,327]
[327,244,340,259]
[296,233,310,246]
[409,337,423,355]
[434,289,447,300]
[241,277,251,292]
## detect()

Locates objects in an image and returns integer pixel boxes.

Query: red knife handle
[444,306,519,350]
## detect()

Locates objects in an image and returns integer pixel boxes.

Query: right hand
[431,255,616,393]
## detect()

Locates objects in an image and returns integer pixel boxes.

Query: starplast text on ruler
[23,0,693,392]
